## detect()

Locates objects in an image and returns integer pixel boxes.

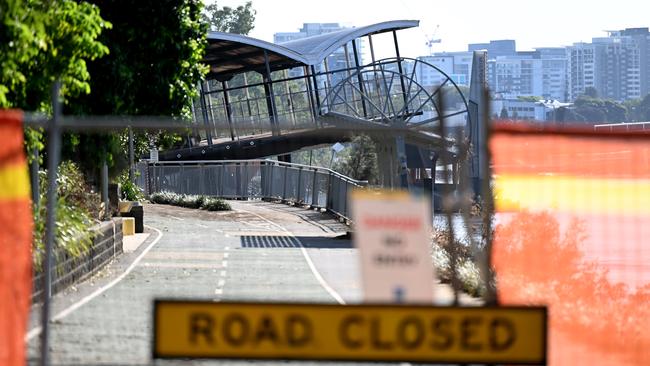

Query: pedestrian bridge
[162,20,484,189]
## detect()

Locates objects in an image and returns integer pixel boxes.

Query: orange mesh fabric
[0,110,32,366]
[491,125,650,365]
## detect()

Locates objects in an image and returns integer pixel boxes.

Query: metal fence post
[180,163,185,194]
[40,81,62,366]
[235,162,242,198]
[199,163,205,195]
[243,161,249,198]
[268,161,275,199]
[311,169,318,207]
[218,163,224,197]
[282,164,289,201]
[297,167,303,203]
[342,179,348,217]
[326,172,333,210]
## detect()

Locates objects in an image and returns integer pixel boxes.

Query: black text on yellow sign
[153,301,547,364]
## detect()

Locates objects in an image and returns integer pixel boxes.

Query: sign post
[350,190,435,304]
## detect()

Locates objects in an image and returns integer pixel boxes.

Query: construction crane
[425,25,441,55]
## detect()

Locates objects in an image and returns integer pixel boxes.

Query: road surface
[27,201,461,365]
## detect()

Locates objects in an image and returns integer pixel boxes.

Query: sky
[212,0,650,61]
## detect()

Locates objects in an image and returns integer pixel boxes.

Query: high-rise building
[416,52,473,87]
[620,28,650,97]
[567,29,646,101]
[537,48,569,101]
[468,40,517,58]
[567,42,598,100]
[486,49,567,101]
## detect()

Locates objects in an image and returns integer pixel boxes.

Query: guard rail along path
[137,159,367,221]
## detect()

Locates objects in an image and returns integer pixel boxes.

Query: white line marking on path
[214,288,223,295]
[168,215,184,221]
[223,253,229,259]
[237,208,346,305]
[217,279,225,287]
[220,270,226,277]
[26,225,164,341]
[222,260,228,268]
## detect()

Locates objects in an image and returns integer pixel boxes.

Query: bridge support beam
[374,135,411,190]
[263,50,279,136]
[468,50,488,197]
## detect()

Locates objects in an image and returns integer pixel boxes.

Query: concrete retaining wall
[32,219,124,301]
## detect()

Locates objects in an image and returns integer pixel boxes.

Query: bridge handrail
[147,159,368,185]
[138,159,366,221]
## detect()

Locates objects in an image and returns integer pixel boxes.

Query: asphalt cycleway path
[26,201,377,365]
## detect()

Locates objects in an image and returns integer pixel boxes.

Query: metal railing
[137,159,367,220]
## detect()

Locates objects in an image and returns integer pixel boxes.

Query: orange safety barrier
[0,110,32,366]
[491,124,650,365]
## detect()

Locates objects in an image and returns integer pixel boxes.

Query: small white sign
[332,142,345,153]
[150,149,159,162]
[351,190,435,304]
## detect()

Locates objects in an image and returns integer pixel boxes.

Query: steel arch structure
[322,57,470,140]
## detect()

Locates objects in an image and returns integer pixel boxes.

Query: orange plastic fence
[0,110,32,366]
[491,124,650,365]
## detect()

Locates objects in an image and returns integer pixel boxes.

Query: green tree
[0,0,110,110]
[334,135,378,183]
[635,93,650,121]
[1,0,110,167]
[70,0,206,118]
[499,107,509,119]
[573,96,628,123]
[64,0,208,178]
[583,86,599,99]
[203,1,256,34]
[517,95,542,102]
[438,85,469,108]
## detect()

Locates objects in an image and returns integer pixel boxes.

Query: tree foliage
[631,93,650,121]
[517,95,542,102]
[334,135,378,183]
[583,86,599,99]
[62,0,208,178]
[0,0,110,110]
[203,1,256,35]
[559,96,628,123]
[69,0,207,118]
[499,106,509,119]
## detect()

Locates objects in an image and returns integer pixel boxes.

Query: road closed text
[154,301,547,364]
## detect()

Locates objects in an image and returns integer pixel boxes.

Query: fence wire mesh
[9,90,648,366]
[491,125,650,365]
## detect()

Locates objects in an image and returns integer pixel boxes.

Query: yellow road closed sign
[153,301,546,364]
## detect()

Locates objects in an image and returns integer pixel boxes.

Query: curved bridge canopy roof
[205,20,419,80]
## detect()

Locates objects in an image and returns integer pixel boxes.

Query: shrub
[33,161,98,271]
[149,192,231,211]
[149,191,176,204]
[201,197,231,211]
[55,161,102,219]
[431,230,485,297]
[117,170,144,201]
[178,194,204,209]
